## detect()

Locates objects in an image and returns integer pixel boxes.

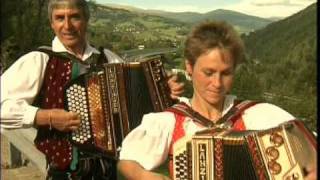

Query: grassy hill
[149,9,272,33]
[87,4,191,52]
[99,3,273,34]
[235,3,317,130]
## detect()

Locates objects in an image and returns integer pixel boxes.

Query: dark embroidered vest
[34,55,75,170]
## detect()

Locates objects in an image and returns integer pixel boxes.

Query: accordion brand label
[192,138,214,180]
[198,143,208,180]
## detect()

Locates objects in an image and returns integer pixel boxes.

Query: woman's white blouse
[119,96,295,170]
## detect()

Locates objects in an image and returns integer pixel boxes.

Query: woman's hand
[118,160,171,180]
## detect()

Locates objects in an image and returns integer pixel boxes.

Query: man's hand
[167,74,184,99]
[35,109,80,132]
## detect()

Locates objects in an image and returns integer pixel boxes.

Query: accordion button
[270,133,284,147]
[285,173,300,180]
[268,161,281,174]
[266,147,279,160]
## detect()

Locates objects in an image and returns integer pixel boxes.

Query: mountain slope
[201,9,272,32]
[239,3,317,130]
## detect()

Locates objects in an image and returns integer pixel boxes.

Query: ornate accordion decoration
[64,56,174,158]
[173,120,316,180]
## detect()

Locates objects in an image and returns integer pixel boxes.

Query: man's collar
[51,36,99,61]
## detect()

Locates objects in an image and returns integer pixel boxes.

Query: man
[0,0,183,179]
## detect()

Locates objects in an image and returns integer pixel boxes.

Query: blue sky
[95,0,316,18]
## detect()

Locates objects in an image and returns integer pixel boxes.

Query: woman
[117,21,316,179]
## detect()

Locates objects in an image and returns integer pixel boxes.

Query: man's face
[50,7,87,52]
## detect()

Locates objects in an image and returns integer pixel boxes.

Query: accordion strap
[37,46,109,68]
[37,46,86,64]
[166,99,258,128]
[90,46,109,71]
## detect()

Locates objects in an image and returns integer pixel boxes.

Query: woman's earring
[185,72,192,81]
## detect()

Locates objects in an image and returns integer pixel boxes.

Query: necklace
[188,98,232,129]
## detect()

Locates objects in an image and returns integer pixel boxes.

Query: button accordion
[173,120,316,180]
[64,56,174,158]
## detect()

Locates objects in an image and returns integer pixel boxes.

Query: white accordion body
[173,120,316,180]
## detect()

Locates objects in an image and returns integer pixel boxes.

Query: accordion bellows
[64,57,173,158]
[173,120,316,180]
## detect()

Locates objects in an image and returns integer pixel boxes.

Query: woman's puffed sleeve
[119,111,176,170]
[242,103,295,130]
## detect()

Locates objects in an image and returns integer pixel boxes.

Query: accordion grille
[222,139,258,180]
[87,74,109,151]
[124,65,154,129]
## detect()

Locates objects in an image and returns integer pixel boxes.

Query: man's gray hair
[48,0,90,22]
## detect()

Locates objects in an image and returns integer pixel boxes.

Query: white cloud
[152,5,204,13]
[251,0,290,6]
[251,0,316,6]
[224,0,316,18]
[99,0,316,18]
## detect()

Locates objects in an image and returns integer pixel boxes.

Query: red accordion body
[64,56,174,159]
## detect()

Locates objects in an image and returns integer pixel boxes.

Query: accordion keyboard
[66,84,91,144]
[174,150,189,180]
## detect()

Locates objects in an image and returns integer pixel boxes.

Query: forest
[0,1,317,131]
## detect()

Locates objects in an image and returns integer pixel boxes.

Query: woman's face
[186,48,235,106]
